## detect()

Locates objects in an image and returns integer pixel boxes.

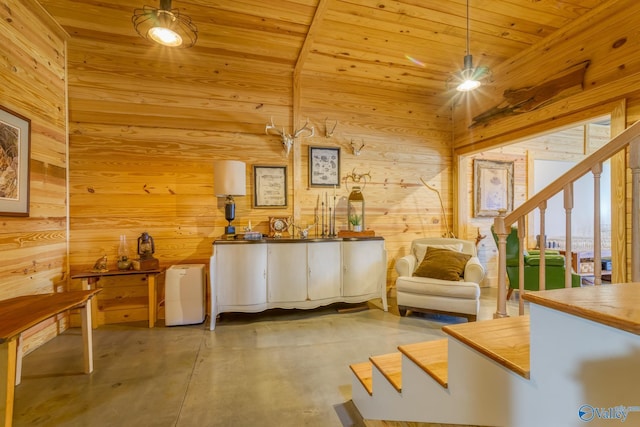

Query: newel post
[494,211,509,318]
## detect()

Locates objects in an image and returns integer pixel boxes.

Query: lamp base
[224,225,236,235]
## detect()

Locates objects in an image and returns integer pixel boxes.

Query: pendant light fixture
[133,0,198,48]
[454,0,489,92]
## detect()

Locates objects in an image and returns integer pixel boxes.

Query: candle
[321,201,325,237]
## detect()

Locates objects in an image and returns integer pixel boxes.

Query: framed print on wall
[0,105,31,216]
[309,146,340,187]
[253,165,287,208]
[474,159,514,217]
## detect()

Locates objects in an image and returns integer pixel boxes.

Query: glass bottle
[117,235,131,270]
[118,235,129,261]
[347,186,365,232]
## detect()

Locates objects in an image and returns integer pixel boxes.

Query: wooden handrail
[502,120,640,229]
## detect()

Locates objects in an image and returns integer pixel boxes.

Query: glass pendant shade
[148,25,182,47]
[456,54,481,92]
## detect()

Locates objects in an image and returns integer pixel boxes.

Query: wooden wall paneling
[292,0,330,220]
[64,20,302,310]
[0,0,68,355]
[609,100,628,283]
[298,75,453,290]
[626,98,640,123]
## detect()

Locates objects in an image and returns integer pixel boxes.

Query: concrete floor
[13,289,522,427]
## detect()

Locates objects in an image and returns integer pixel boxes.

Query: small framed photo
[309,146,340,187]
[0,105,31,216]
[253,165,287,208]
[473,159,514,217]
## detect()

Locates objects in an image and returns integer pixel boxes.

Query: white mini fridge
[165,264,206,326]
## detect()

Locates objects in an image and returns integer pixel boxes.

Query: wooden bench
[0,289,101,427]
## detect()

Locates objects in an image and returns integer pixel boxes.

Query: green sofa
[491,226,581,296]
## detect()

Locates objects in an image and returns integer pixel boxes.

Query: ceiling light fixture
[132,0,198,48]
[454,0,489,92]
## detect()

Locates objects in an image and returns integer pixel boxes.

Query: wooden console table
[72,270,161,329]
[0,289,100,427]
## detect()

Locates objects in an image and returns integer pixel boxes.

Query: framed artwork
[309,146,340,187]
[0,106,30,216]
[253,165,287,208]
[474,159,514,217]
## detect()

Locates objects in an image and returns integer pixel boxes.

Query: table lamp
[214,160,246,235]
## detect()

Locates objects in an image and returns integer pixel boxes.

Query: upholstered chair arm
[395,254,417,277]
[463,256,485,284]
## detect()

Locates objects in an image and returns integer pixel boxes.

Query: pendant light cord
[465,0,470,56]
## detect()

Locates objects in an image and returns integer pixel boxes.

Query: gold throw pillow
[413,247,471,281]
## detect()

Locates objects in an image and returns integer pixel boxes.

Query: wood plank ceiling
[41,0,609,105]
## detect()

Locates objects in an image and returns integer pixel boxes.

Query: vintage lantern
[344,169,371,232]
[347,186,365,232]
[137,232,155,260]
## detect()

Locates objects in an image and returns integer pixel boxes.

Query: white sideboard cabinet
[209,237,387,330]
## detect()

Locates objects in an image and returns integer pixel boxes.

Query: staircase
[350,119,640,425]
[349,283,640,426]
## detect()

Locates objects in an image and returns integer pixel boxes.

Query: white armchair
[395,237,484,322]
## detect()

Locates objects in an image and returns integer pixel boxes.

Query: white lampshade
[214,160,246,197]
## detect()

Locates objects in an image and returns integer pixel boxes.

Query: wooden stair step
[349,361,373,395]
[370,352,403,392]
[442,315,531,379]
[398,339,448,388]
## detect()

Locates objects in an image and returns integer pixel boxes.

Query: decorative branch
[470,60,590,127]
[420,177,455,238]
